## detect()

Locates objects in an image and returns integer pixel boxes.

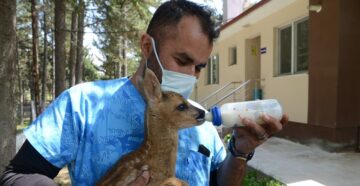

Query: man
[1,1,288,185]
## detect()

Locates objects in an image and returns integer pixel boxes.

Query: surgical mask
[149,37,197,99]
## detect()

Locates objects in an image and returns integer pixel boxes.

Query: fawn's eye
[176,103,188,111]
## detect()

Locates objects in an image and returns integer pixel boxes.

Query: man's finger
[280,114,289,126]
[261,113,283,133]
[128,171,150,186]
[242,118,267,139]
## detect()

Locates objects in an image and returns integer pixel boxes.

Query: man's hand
[232,114,289,154]
[128,171,150,186]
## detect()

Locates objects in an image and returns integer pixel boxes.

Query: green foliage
[90,0,160,79]
[224,133,232,144]
[17,0,55,102]
[17,0,33,95]
[243,171,285,186]
[16,118,30,132]
[83,50,101,82]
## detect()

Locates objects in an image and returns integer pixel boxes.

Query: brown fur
[97,69,205,186]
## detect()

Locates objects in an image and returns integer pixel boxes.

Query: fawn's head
[139,69,205,129]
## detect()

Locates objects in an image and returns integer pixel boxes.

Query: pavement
[16,133,26,152]
[248,137,360,186]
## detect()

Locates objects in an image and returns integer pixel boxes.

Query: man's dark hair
[146,0,220,43]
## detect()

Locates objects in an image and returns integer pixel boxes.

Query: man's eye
[176,103,188,111]
[195,64,206,72]
[195,65,202,72]
[175,58,187,66]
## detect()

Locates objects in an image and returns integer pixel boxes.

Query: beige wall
[194,0,309,123]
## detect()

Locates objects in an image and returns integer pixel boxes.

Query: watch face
[246,151,254,161]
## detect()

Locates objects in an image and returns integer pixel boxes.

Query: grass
[16,118,30,133]
[243,170,285,186]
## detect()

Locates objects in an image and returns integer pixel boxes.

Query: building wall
[195,0,309,123]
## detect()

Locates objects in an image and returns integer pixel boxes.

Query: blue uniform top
[24,78,226,186]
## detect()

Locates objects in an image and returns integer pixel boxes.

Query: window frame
[207,54,219,85]
[229,46,237,66]
[276,17,309,76]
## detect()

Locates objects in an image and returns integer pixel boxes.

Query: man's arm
[216,114,289,185]
[0,140,61,186]
[1,140,151,186]
[216,154,247,185]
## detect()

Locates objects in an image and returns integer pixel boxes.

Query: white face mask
[149,37,197,99]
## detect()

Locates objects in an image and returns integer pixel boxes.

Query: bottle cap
[210,106,222,126]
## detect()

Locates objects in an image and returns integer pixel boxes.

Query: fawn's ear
[143,68,162,103]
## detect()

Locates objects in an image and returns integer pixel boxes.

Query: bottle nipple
[206,106,222,126]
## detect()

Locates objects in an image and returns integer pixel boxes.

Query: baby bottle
[205,99,283,127]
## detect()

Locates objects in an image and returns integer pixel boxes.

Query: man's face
[149,15,213,79]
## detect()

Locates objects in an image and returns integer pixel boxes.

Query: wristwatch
[228,136,254,161]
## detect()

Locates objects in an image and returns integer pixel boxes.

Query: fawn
[97,69,205,186]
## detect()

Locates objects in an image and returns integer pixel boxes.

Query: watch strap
[228,136,254,161]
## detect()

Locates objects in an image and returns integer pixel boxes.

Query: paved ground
[16,133,26,152]
[248,137,360,186]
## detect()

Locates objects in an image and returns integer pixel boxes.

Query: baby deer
[97,69,205,186]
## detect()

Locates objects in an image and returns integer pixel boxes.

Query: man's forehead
[159,15,213,64]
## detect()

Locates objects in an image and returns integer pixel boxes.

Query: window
[229,47,237,65]
[207,54,219,85]
[277,17,309,75]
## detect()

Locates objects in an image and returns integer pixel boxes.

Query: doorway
[245,36,261,100]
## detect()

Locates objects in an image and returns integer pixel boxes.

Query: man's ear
[143,68,162,104]
[141,33,153,59]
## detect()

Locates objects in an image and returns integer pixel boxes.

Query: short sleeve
[187,99,227,171]
[210,130,227,171]
[24,90,82,168]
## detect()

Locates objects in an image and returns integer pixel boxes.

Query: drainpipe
[356,126,360,152]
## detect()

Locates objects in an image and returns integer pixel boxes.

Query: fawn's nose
[196,109,205,119]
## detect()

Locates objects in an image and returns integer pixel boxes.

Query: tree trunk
[30,0,41,116]
[51,30,55,100]
[75,0,85,84]
[0,0,17,173]
[16,37,24,125]
[121,39,127,77]
[41,2,48,112]
[19,79,24,124]
[116,60,120,78]
[68,7,78,87]
[55,0,66,97]
[29,51,35,122]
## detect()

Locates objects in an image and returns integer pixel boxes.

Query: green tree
[75,0,86,84]
[68,0,78,87]
[17,0,33,124]
[83,48,101,82]
[30,0,41,117]
[91,0,160,79]
[41,0,50,111]
[55,0,66,97]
